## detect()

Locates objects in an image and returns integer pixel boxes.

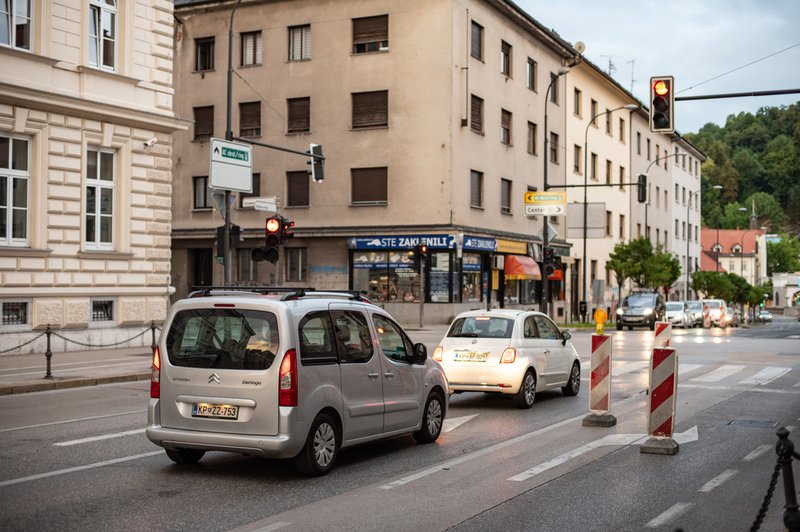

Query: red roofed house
[700,227,767,286]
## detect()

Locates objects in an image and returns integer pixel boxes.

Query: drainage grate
[728,419,778,429]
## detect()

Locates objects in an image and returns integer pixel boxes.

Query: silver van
[146,288,449,475]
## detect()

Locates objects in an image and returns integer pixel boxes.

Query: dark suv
[616,292,666,330]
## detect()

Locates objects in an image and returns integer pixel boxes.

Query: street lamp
[541,65,570,315]
[712,185,723,271]
[684,189,699,301]
[581,103,638,320]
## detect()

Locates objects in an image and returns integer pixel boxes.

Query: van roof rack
[188,286,371,303]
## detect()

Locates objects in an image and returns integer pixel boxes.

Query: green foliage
[606,237,653,294]
[766,234,800,274]
[691,271,733,300]
[644,247,682,293]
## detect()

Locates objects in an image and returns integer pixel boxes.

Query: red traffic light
[266,217,281,234]
[653,79,670,96]
[649,76,674,133]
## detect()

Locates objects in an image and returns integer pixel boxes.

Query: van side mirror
[413,343,428,364]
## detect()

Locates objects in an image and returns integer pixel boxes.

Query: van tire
[165,448,205,465]
[413,391,444,443]
[295,412,339,476]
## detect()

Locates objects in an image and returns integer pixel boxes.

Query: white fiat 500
[432,309,581,408]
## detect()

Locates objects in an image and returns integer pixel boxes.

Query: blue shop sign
[349,234,456,250]
[462,235,496,252]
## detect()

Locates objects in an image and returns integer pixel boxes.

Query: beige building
[0,0,181,353]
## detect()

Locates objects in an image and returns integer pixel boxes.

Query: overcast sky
[514,0,800,133]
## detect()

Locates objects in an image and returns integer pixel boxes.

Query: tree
[767,234,800,275]
[691,271,734,300]
[644,248,681,294]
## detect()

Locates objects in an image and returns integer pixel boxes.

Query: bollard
[583,309,616,427]
[641,346,679,455]
[654,321,671,347]
[44,324,53,379]
[776,427,800,531]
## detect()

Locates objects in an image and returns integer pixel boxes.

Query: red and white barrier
[641,346,679,454]
[654,321,671,347]
[582,333,616,427]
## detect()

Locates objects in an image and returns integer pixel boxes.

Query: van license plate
[192,403,239,419]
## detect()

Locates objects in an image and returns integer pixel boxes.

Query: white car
[665,301,688,328]
[432,309,581,409]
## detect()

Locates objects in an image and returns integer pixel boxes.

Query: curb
[0,371,151,396]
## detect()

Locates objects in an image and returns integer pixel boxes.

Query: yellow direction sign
[524,191,566,204]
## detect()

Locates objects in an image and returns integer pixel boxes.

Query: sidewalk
[0,346,153,396]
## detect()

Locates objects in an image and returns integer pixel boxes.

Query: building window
[527,122,537,155]
[619,166,625,190]
[89,0,116,71]
[1,0,31,50]
[353,14,388,53]
[351,167,387,204]
[656,186,660,208]
[573,144,582,174]
[549,73,559,104]
[193,176,210,209]
[574,88,582,117]
[287,170,309,207]
[526,57,537,91]
[195,37,215,71]
[605,159,612,185]
[91,300,114,322]
[619,214,625,239]
[85,148,115,250]
[549,132,558,163]
[675,184,679,202]
[591,260,597,283]
[605,109,611,134]
[2,301,28,325]
[285,247,307,282]
[239,101,261,137]
[500,40,512,77]
[636,132,641,155]
[590,99,598,125]
[287,97,310,133]
[500,109,512,145]
[239,173,260,208]
[619,118,626,142]
[501,178,512,214]
[647,139,651,160]
[637,223,641,237]
[193,106,213,141]
[470,94,483,133]
[470,170,483,208]
[470,20,483,60]
[352,90,388,129]
[241,31,262,66]
[288,24,310,61]
[605,210,612,236]
[589,153,597,181]
[0,134,29,246]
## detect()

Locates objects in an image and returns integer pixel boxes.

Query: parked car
[616,292,666,330]
[432,309,580,409]
[684,300,705,328]
[665,301,689,328]
[757,310,773,323]
[146,288,449,476]
[702,299,727,327]
[722,307,741,327]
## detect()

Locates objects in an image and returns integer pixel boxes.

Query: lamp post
[581,103,638,321]
[684,189,698,301]
[541,66,570,315]
[712,185,723,271]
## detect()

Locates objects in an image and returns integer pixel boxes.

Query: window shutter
[288,97,310,132]
[240,102,261,136]
[353,15,388,45]
[351,167,388,203]
[194,106,213,139]
[470,95,483,132]
[470,22,482,59]
[352,91,388,128]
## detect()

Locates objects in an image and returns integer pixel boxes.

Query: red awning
[504,255,542,281]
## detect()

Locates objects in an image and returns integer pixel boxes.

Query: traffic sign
[209,138,253,193]
[526,204,565,216]
[524,191,566,204]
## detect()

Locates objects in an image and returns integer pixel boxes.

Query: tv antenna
[627,59,637,93]
[600,55,621,76]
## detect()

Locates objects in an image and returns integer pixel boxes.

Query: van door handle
[368,372,379,379]
[544,349,550,355]
[384,372,395,379]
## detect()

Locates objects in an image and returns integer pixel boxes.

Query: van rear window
[165,309,279,370]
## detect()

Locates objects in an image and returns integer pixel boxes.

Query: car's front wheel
[514,370,536,409]
[165,447,205,465]
[562,362,581,396]
[413,391,444,443]
[295,412,339,476]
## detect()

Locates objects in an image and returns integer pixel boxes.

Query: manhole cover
[728,419,778,428]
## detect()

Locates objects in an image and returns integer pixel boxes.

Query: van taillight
[279,349,298,406]
[150,346,161,399]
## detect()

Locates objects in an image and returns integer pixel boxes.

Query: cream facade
[668,138,704,300]
[0,0,181,353]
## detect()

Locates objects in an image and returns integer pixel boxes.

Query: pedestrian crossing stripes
[689,365,746,382]
[739,367,791,385]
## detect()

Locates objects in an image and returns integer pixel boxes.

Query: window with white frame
[241,31,262,66]
[0,134,29,246]
[89,0,117,71]
[526,57,537,91]
[470,170,483,208]
[288,24,310,61]
[500,178,511,214]
[1,0,31,50]
[527,122,537,155]
[193,175,210,209]
[85,148,115,249]
[195,37,214,71]
[285,247,307,282]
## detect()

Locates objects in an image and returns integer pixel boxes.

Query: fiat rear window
[447,316,513,338]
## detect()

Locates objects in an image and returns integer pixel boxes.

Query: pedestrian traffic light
[649,76,674,133]
[263,216,281,263]
[637,173,647,203]
[411,243,427,271]
[307,143,324,182]
[280,218,295,243]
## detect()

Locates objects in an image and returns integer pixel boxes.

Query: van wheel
[649,320,656,331]
[413,391,444,443]
[514,370,536,409]
[616,322,622,331]
[295,412,339,476]
[562,362,581,396]
[165,448,205,465]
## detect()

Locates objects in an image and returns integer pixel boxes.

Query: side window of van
[299,311,338,365]
[332,310,374,363]
[373,314,413,363]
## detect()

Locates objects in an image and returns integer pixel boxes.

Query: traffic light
[215,226,225,260]
[280,218,295,243]
[649,76,674,133]
[411,243,427,271]
[262,216,281,263]
[307,143,324,182]
[543,246,556,277]
[637,173,647,203]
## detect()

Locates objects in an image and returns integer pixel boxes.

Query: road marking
[0,361,147,379]
[690,365,745,382]
[744,444,772,462]
[739,367,790,386]
[681,384,800,395]
[0,451,162,488]
[442,414,477,433]
[0,409,146,433]
[53,428,145,446]
[0,357,146,375]
[252,522,291,531]
[678,363,704,375]
[615,360,649,376]
[699,469,739,492]
[646,502,693,528]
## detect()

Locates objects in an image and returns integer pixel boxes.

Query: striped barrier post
[582,332,616,427]
[641,346,679,455]
[654,321,671,347]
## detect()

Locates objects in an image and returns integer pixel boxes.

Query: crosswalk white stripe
[678,363,704,375]
[699,469,738,492]
[740,367,791,386]
[646,502,693,528]
[744,444,772,462]
[690,365,745,383]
